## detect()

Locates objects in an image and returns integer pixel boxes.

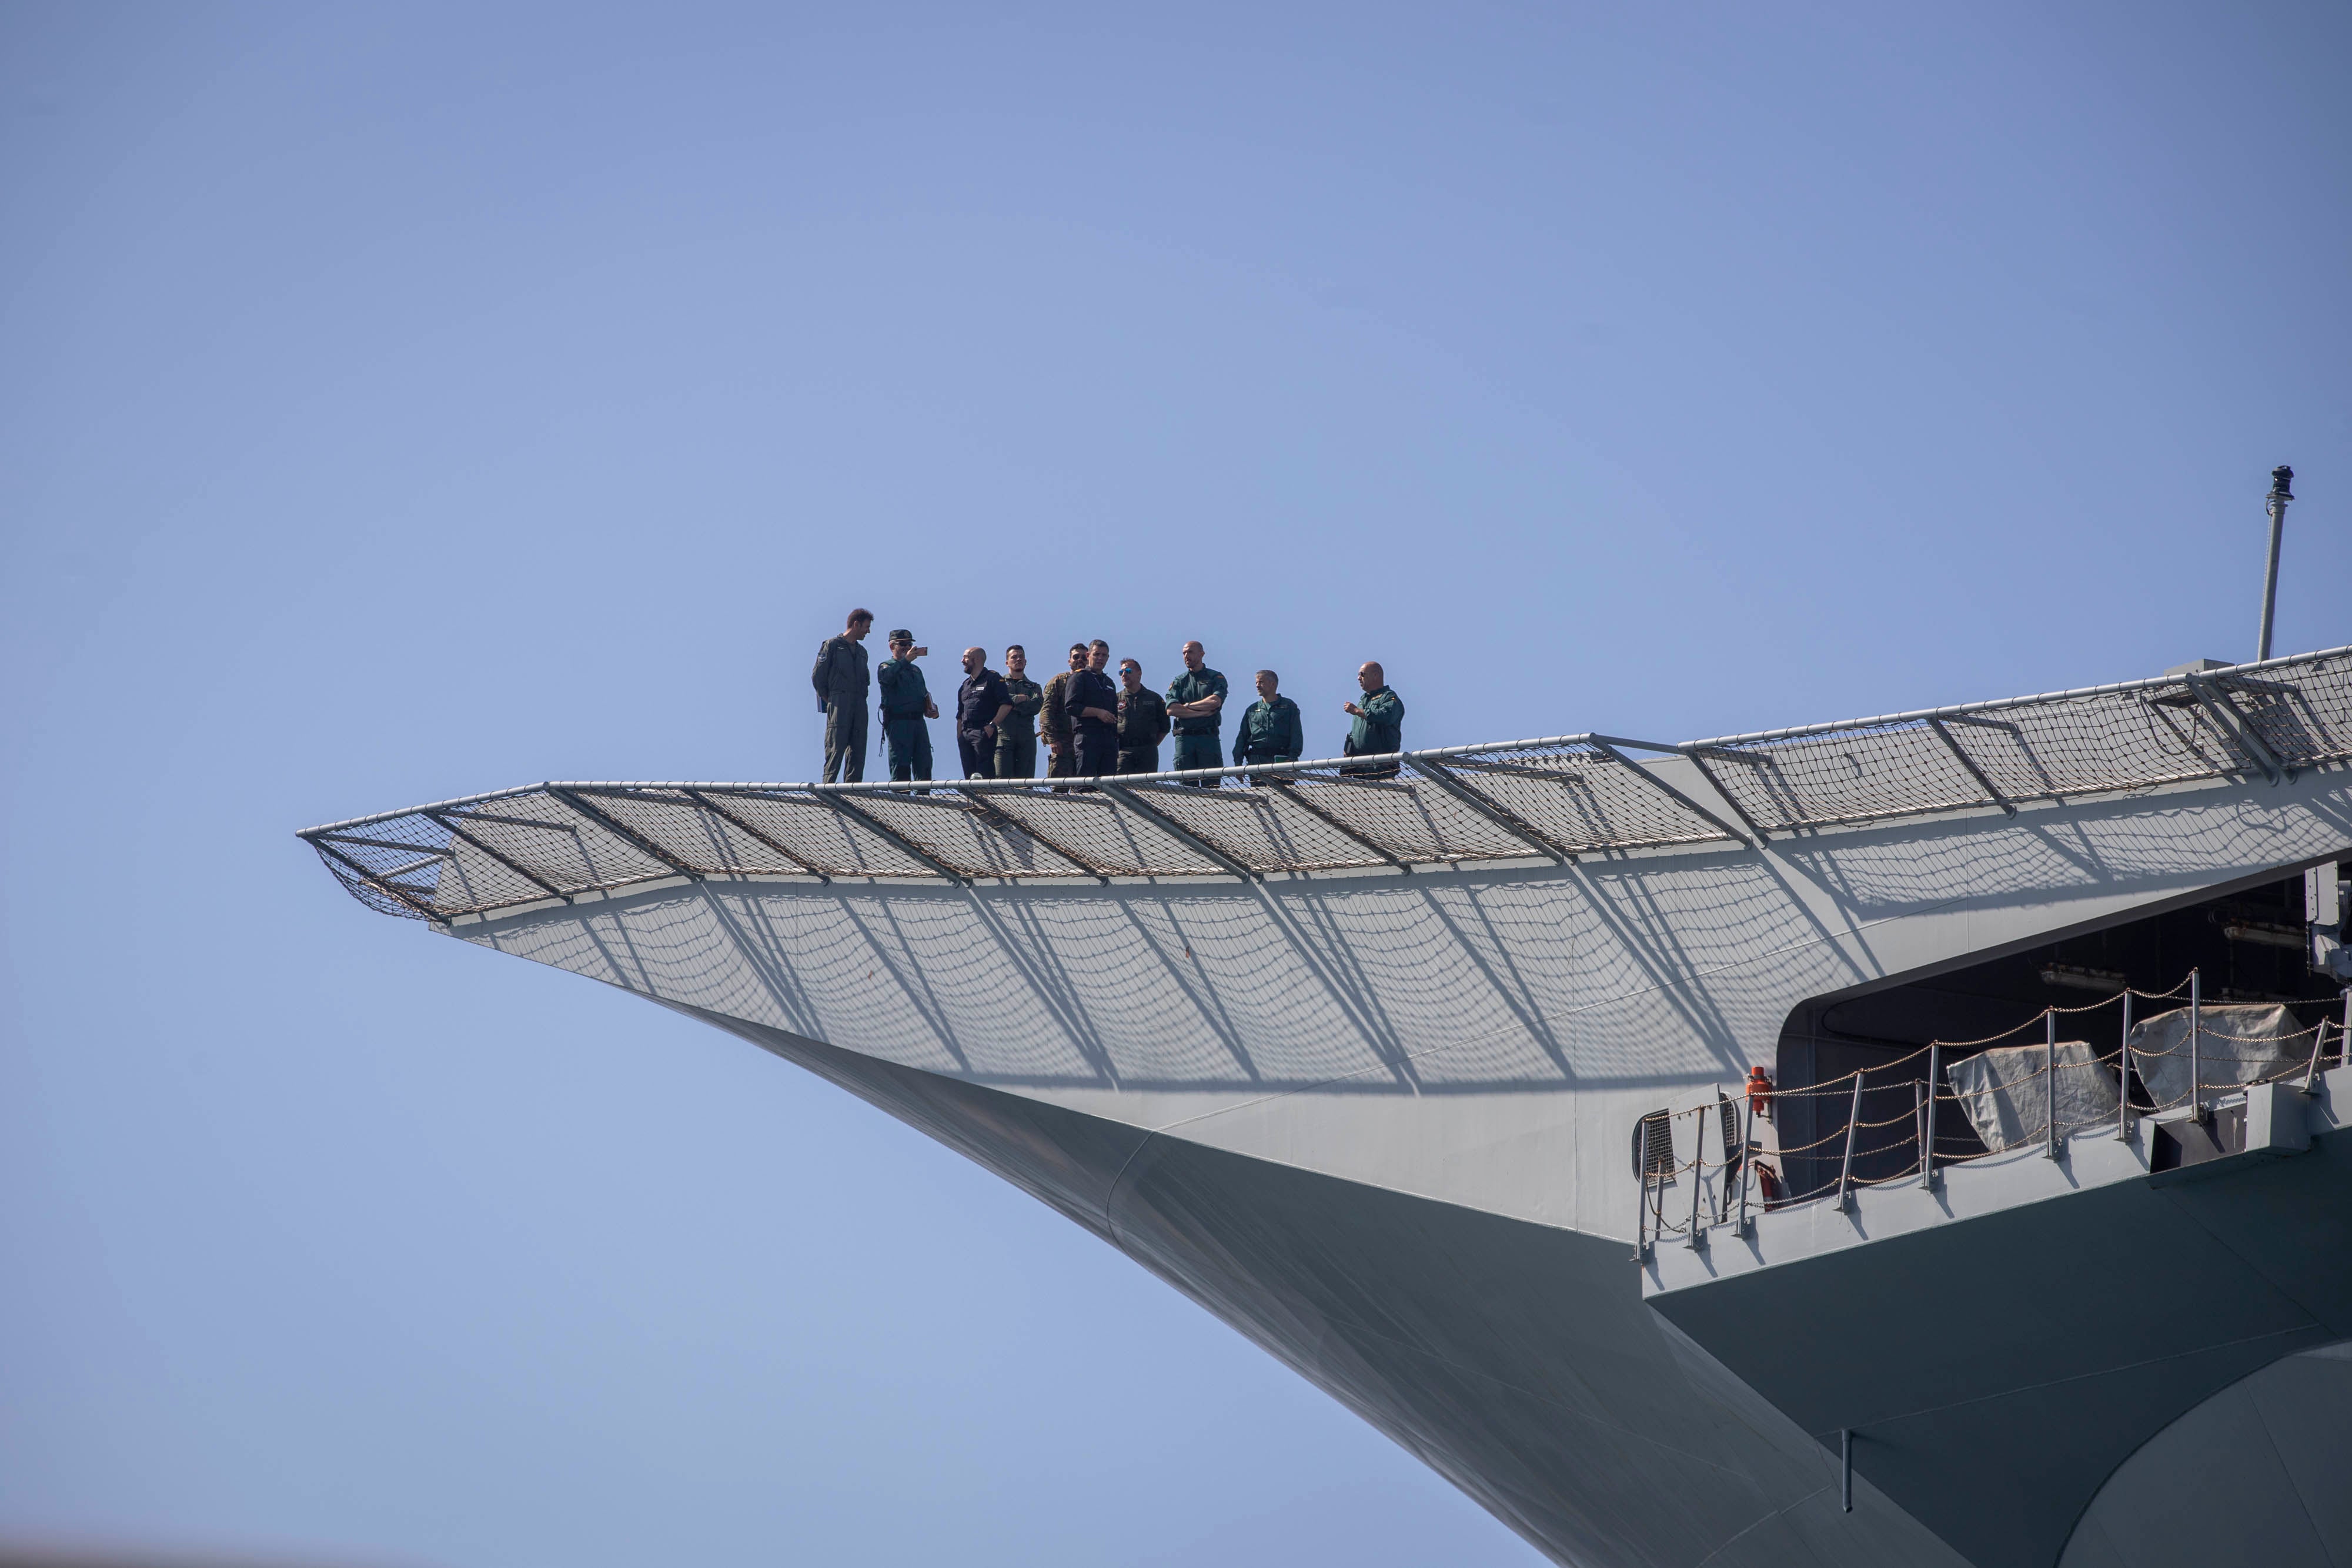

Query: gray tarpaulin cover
[1946,1040,2119,1153]
[2128,1004,2308,1109]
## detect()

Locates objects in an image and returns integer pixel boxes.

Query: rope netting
[298,743,1742,920]
[1639,978,2351,1240]
[1683,646,2352,834]
[303,645,2352,922]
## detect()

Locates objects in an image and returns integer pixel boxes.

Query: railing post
[1921,1042,1940,1189]
[1635,1162,1649,1261]
[2046,1008,2060,1161]
[1838,1074,1865,1211]
[1687,1102,1708,1249]
[1841,1427,1854,1513]
[2118,989,2134,1140]
[2190,968,2203,1120]
[1914,1079,1927,1183]
[1738,1094,1755,1233]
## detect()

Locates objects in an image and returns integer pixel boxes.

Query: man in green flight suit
[809,607,873,783]
[1040,641,1087,785]
[1340,660,1404,778]
[1164,640,1228,786]
[877,630,939,784]
[1232,669,1305,780]
[1115,657,1171,774]
[995,644,1043,780]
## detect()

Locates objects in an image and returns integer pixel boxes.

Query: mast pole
[2257,466,2293,662]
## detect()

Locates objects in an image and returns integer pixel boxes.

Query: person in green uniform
[809,607,873,783]
[1340,660,1404,778]
[1232,669,1305,778]
[995,644,1043,780]
[877,629,938,784]
[1040,641,1087,784]
[1164,640,1228,785]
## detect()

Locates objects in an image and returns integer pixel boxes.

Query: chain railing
[1636,977,2352,1253]
[302,645,2352,922]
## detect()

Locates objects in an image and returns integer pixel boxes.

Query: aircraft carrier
[301,644,2352,1568]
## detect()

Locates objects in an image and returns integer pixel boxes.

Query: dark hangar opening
[1771,862,2350,1199]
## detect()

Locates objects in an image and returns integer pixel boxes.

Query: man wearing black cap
[955,647,1014,780]
[877,630,938,784]
[1066,639,1120,778]
[810,607,873,782]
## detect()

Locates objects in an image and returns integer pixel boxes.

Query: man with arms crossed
[996,645,1043,780]
[1164,640,1228,785]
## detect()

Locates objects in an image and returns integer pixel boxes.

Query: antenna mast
[2256,465,2293,661]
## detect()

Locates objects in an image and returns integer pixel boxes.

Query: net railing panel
[981,789,1229,877]
[1435,743,1731,852]
[669,790,938,879]
[2231,648,2352,767]
[300,645,2352,921]
[833,789,1095,879]
[1687,646,2352,833]
[1288,772,1538,862]
[1120,780,1395,874]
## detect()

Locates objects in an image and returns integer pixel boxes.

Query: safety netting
[302,645,2352,922]
[1682,646,2352,835]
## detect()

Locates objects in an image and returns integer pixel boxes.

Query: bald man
[1164,640,1228,785]
[1340,661,1405,778]
[956,647,1013,780]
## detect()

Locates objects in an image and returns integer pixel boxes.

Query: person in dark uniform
[1232,669,1304,778]
[1340,660,1404,778]
[1066,639,1120,778]
[1040,642,1087,783]
[877,630,938,784]
[1164,640,1228,785]
[1115,657,1170,775]
[810,607,873,783]
[996,644,1043,781]
[955,647,1014,780]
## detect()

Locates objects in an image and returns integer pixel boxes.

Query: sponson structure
[303,648,2352,1568]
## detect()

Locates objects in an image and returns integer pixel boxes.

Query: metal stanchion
[2118,989,2133,1140]
[1921,1042,1940,1189]
[1738,1094,1755,1233]
[2190,969,2203,1121]
[1838,1075,1865,1211]
[1687,1101,1708,1249]
[2046,1009,2060,1160]
[1913,1079,1926,1183]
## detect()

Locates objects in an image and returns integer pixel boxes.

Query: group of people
[809,608,1405,785]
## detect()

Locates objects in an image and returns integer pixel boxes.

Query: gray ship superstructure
[302,647,2352,1568]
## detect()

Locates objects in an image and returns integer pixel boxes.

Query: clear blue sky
[3,5,2344,1565]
